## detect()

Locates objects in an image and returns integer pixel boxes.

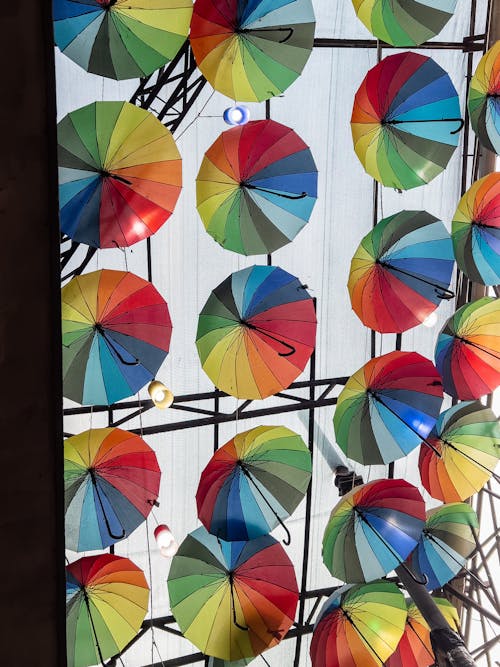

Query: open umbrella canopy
[53,0,192,80]
[334,351,444,465]
[386,597,460,667]
[419,401,500,503]
[66,554,149,667]
[452,171,500,285]
[196,119,317,255]
[196,265,316,399]
[62,269,172,405]
[352,0,458,47]
[190,0,315,102]
[167,527,298,661]
[468,41,500,155]
[310,580,407,667]
[196,425,311,541]
[348,210,455,333]
[435,296,500,400]
[58,101,182,248]
[410,502,479,591]
[322,478,426,583]
[351,52,462,190]
[64,427,161,552]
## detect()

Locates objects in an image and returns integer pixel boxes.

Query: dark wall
[0,2,64,664]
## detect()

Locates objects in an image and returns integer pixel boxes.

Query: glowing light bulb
[223,105,250,126]
[148,381,174,408]
[422,311,438,328]
[154,524,178,558]
[154,390,165,402]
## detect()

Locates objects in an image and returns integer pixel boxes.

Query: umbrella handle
[450,118,465,134]
[90,470,127,541]
[238,26,294,43]
[82,590,106,666]
[399,560,429,586]
[97,328,140,366]
[229,575,249,631]
[241,320,296,357]
[242,182,308,200]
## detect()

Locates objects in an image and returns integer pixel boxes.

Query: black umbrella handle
[229,573,249,631]
[343,610,387,665]
[355,507,428,585]
[239,462,292,545]
[385,117,464,135]
[376,260,455,300]
[89,469,126,540]
[241,320,296,357]
[95,325,140,366]
[242,182,308,200]
[82,589,106,666]
[238,26,294,43]
[367,390,442,457]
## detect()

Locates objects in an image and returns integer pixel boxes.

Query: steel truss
[61,17,500,667]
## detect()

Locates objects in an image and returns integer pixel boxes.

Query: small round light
[154,524,178,558]
[223,105,250,126]
[422,311,438,328]
[148,380,174,409]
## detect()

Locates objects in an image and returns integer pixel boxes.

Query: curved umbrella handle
[90,470,126,541]
[450,118,465,135]
[399,560,429,585]
[434,286,455,300]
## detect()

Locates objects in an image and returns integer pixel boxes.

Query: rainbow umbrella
[167,527,298,661]
[435,296,500,400]
[410,503,479,592]
[386,597,460,667]
[322,478,426,583]
[334,351,444,465]
[189,0,315,102]
[452,172,500,285]
[62,269,172,405]
[66,554,149,667]
[468,41,500,154]
[196,265,316,400]
[310,580,407,667]
[65,428,161,552]
[419,401,500,503]
[351,52,462,190]
[348,210,455,333]
[58,101,182,248]
[196,425,311,542]
[352,0,458,47]
[53,0,192,80]
[196,120,317,255]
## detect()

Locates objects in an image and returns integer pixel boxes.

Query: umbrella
[410,502,479,591]
[62,269,172,405]
[468,41,500,155]
[310,580,407,667]
[348,210,455,333]
[53,0,192,80]
[208,659,253,667]
[196,265,316,399]
[434,296,500,400]
[351,52,462,190]
[66,554,149,667]
[64,427,161,552]
[386,597,460,667]
[333,351,444,465]
[58,101,182,248]
[196,425,311,542]
[322,478,426,583]
[419,401,500,503]
[452,171,500,285]
[189,0,315,102]
[167,527,298,661]
[196,120,318,255]
[352,0,458,47]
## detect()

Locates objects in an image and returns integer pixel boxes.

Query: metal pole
[396,565,477,666]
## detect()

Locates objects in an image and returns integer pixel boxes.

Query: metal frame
[62,17,500,667]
